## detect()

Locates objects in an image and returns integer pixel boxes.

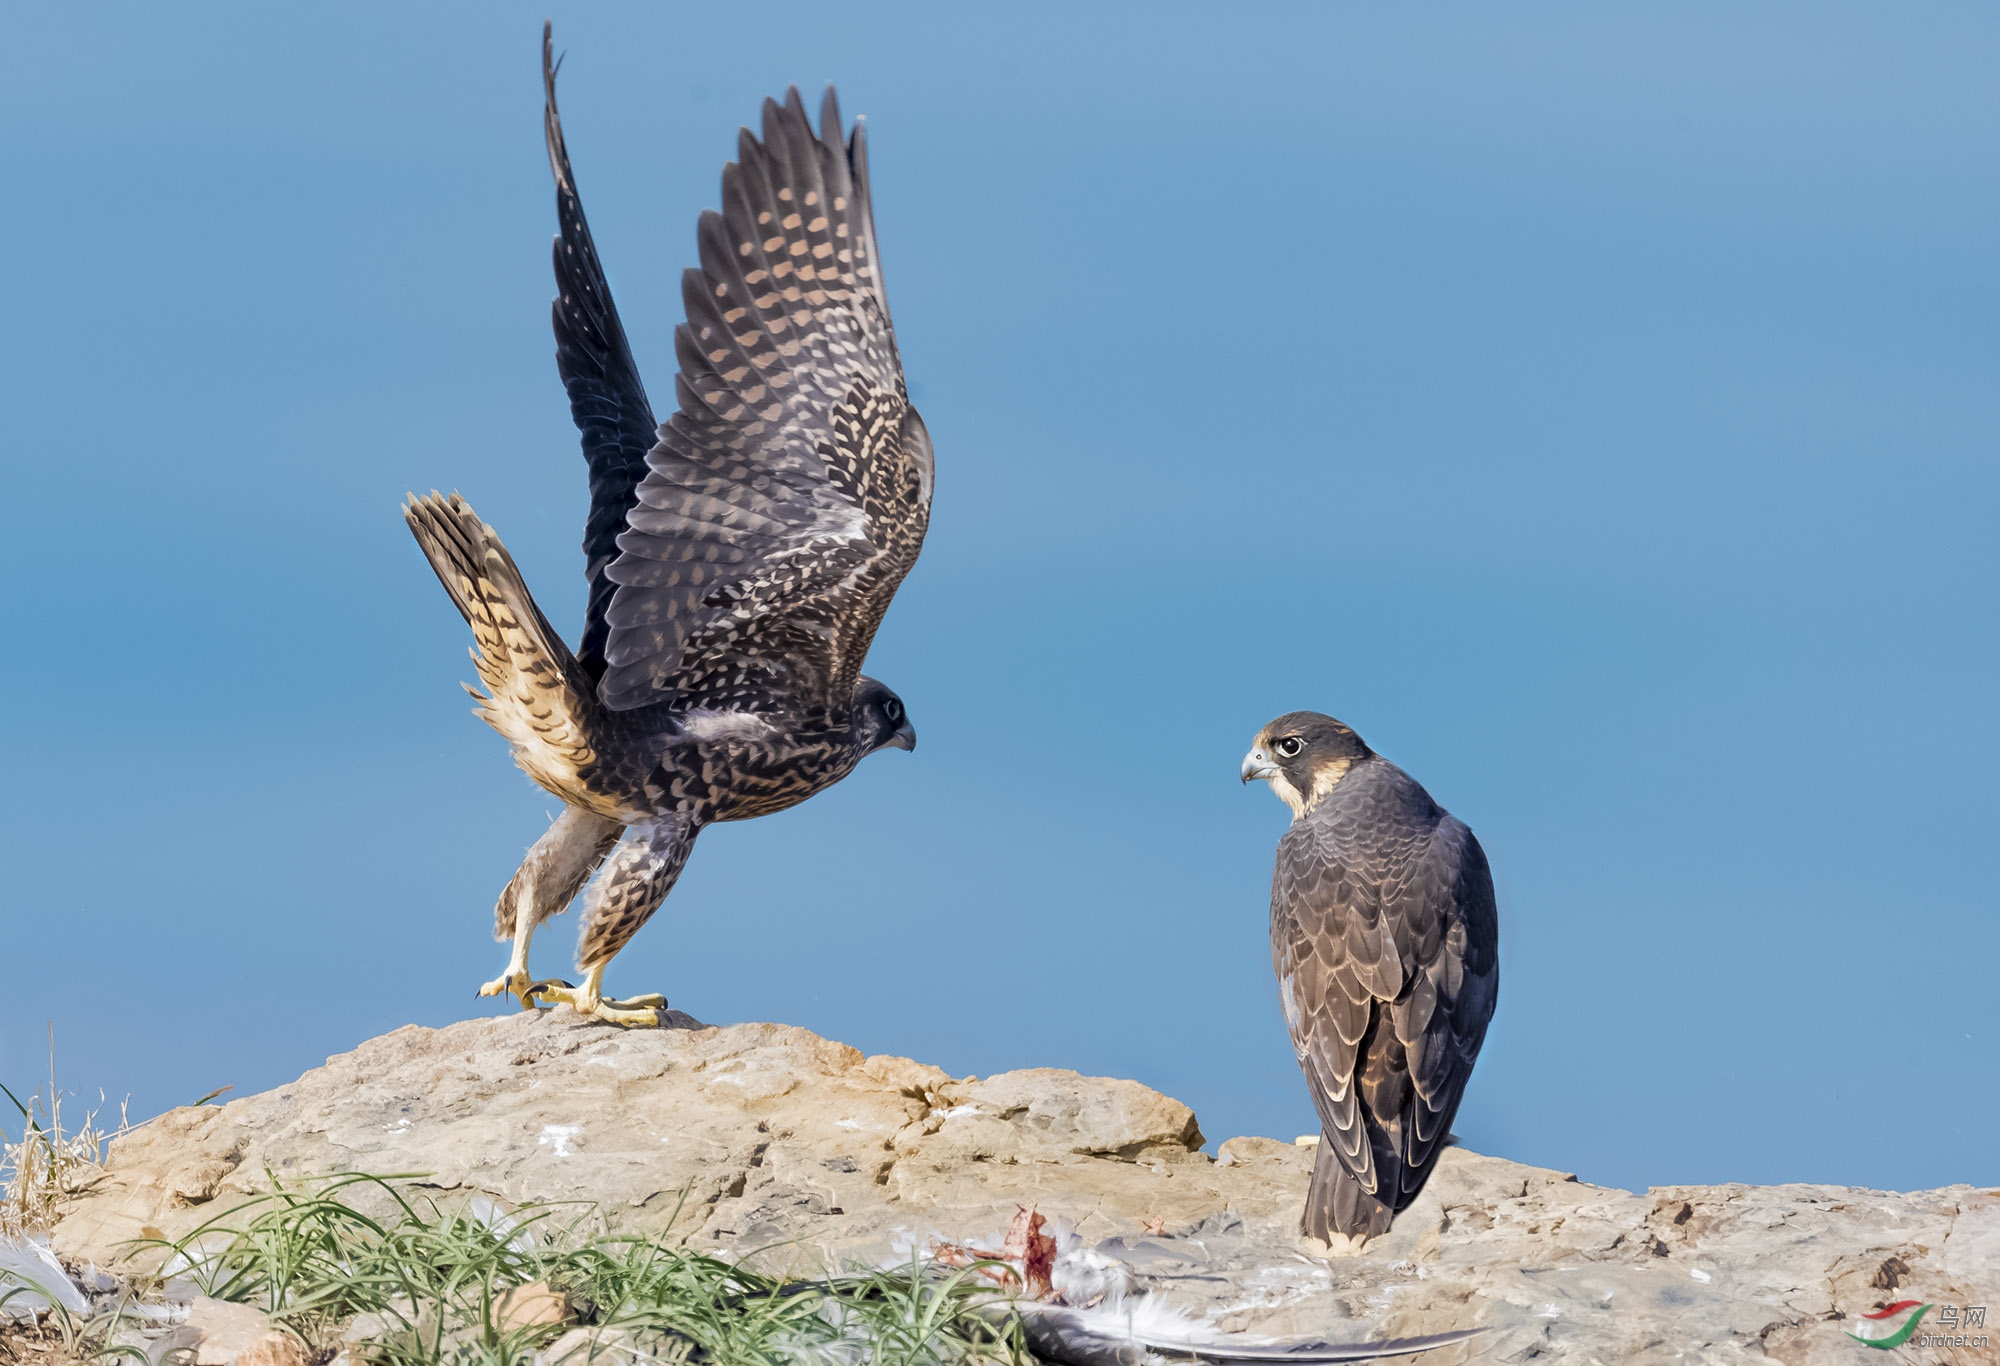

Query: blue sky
[3,3,1993,1194]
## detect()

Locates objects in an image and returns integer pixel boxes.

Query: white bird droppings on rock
[536,1124,582,1158]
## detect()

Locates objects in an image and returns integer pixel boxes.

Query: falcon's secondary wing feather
[1274,819,1393,1200]
[599,87,933,714]
[543,26,658,681]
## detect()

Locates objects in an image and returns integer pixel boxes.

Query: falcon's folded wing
[1273,805,1499,1217]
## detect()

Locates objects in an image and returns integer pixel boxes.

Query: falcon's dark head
[1241,711,1372,819]
[853,677,917,756]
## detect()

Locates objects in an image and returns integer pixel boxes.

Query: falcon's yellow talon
[599,1002,664,1027]
[604,992,668,1010]
[479,969,546,1009]
[531,967,663,1028]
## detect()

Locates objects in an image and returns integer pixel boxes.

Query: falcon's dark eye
[1275,736,1305,758]
[883,698,903,722]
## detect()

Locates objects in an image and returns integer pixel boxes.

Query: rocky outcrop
[46,1011,2000,1363]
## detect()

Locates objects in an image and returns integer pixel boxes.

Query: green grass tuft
[140,1174,1028,1366]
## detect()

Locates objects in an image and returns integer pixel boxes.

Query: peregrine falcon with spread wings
[404,29,930,1027]
[1242,714,1499,1242]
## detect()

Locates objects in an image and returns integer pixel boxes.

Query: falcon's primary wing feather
[1384,814,1498,1197]
[600,87,932,714]
[542,26,658,681]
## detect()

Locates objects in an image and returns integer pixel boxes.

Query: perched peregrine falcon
[403,28,930,1027]
[1241,713,1499,1242]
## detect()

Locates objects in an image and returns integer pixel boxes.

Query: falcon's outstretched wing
[597,85,933,715]
[543,26,658,682]
[1272,780,1499,1218]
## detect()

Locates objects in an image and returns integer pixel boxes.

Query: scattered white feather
[466,1196,536,1254]
[1049,1240,1137,1307]
[1027,1292,1231,1344]
[72,1264,118,1296]
[158,1235,232,1283]
[0,1235,89,1320]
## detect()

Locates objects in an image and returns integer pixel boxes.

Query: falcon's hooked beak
[888,720,917,752]
[1241,747,1276,785]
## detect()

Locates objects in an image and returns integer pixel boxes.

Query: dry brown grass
[1,1037,125,1239]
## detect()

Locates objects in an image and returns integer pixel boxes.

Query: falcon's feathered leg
[531,812,700,1027]
[479,804,623,1008]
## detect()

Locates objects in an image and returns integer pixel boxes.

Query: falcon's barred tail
[404,492,609,811]
[1304,1137,1396,1241]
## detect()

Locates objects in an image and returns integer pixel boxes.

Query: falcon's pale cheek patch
[1309,757,1356,806]
[1268,771,1309,819]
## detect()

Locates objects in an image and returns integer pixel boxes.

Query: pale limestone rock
[184,1296,275,1365]
[135,1325,202,1366]
[47,1011,2000,1365]
[231,1332,308,1366]
[495,1281,571,1331]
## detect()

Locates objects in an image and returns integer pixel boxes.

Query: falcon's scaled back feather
[1277,796,1496,1236]
[1246,715,1500,1241]
[543,25,658,682]
[593,74,934,714]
